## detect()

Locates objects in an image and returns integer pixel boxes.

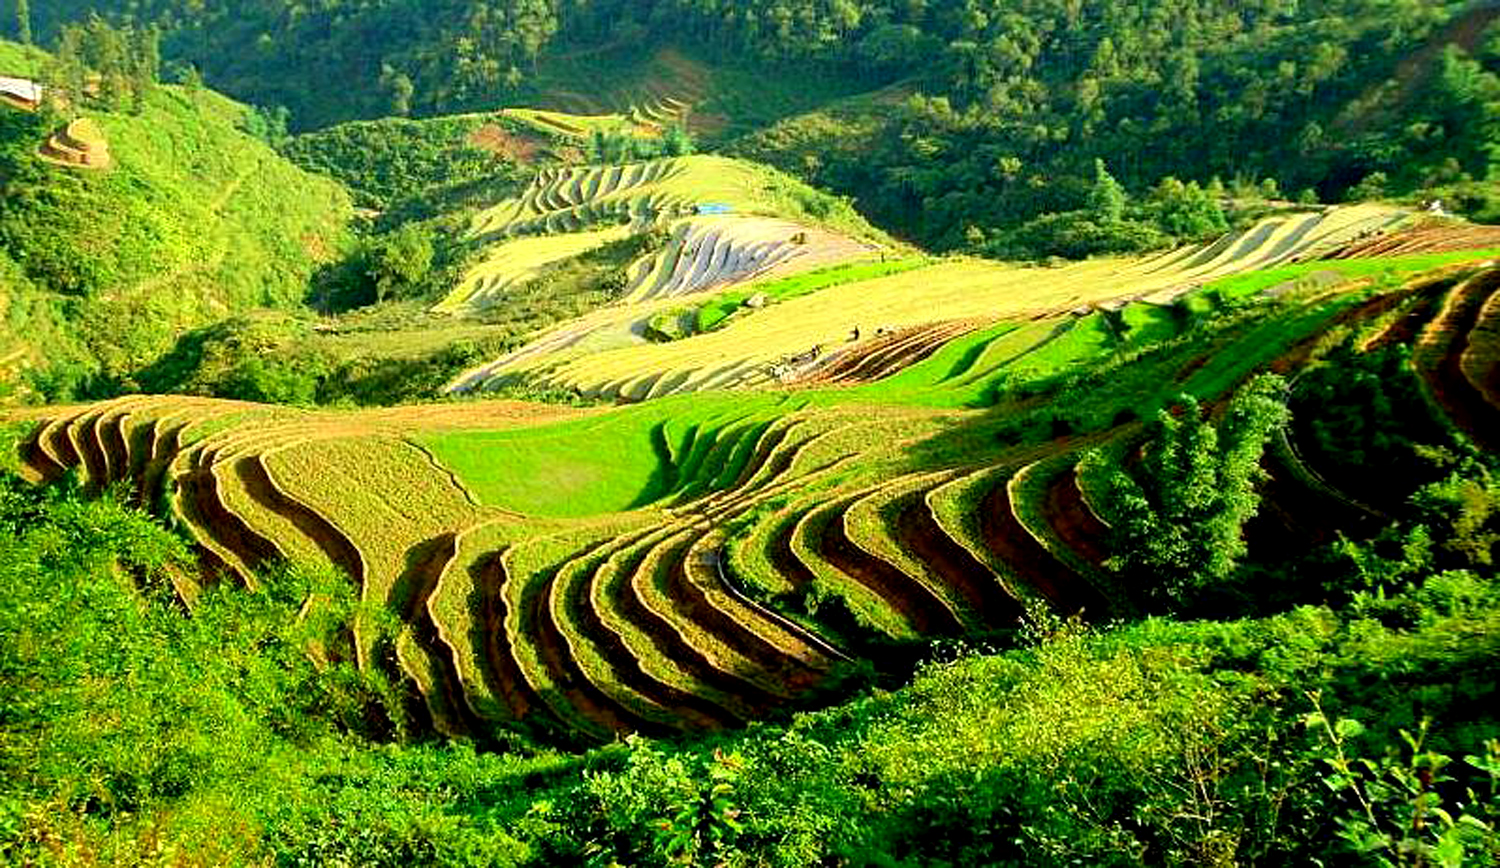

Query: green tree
[1147,176,1228,240]
[380,64,414,117]
[1088,158,1127,224]
[1080,375,1291,606]
[366,224,434,303]
[129,24,161,112]
[662,123,694,157]
[15,0,30,46]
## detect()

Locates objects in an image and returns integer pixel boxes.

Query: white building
[0,77,44,108]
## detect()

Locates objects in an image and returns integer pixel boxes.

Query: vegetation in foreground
[1,467,1497,865]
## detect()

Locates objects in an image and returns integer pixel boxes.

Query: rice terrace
[3,2,1500,865]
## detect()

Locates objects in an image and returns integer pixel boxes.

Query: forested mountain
[15,1,1500,250]
[0,32,353,401]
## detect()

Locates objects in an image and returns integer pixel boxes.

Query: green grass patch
[419,392,788,517]
[1203,248,1500,300]
[697,258,930,332]
[0,40,47,75]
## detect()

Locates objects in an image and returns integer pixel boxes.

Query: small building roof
[0,77,44,104]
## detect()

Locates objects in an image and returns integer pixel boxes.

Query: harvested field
[796,319,990,386]
[626,216,874,303]
[1321,224,1500,260]
[457,206,1410,400]
[557,527,733,731]
[14,248,1497,745]
[617,528,790,712]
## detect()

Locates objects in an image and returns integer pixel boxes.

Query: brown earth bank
[1418,269,1500,451]
[819,498,964,636]
[979,478,1111,619]
[890,487,1025,627]
[1039,467,1113,569]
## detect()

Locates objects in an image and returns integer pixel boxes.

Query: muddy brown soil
[1040,469,1112,569]
[978,481,1109,619]
[819,502,963,636]
[891,490,1025,628]
[1420,270,1500,451]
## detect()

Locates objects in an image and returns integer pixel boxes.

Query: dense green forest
[16,0,1500,251]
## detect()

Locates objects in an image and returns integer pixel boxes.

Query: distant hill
[0,39,354,401]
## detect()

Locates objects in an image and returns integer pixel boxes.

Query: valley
[3,4,1500,865]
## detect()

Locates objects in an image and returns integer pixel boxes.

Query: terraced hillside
[494,49,715,142]
[16,244,1500,745]
[452,204,1417,400]
[440,155,886,328]
[467,155,878,243]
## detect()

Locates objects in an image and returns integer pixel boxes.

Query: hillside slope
[450,204,1415,400]
[16,234,1500,747]
[0,43,354,400]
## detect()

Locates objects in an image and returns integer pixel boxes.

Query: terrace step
[1460,285,1500,412]
[978,469,1110,620]
[680,530,844,669]
[26,409,87,480]
[239,453,367,588]
[842,475,975,630]
[819,486,964,637]
[503,529,678,742]
[395,533,486,740]
[1414,268,1500,451]
[1010,457,1131,616]
[171,456,259,591]
[479,546,565,731]
[616,525,791,715]
[565,525,741,730]
[926,467,1036,610]
[893,478,1026,629]
[70,412,109,491]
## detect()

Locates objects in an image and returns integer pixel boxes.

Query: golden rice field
[437,226,633,315]
[12,241,1500,746]
[452,204,1412,400]
[446,154,883,333]
[622,215,875,303]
